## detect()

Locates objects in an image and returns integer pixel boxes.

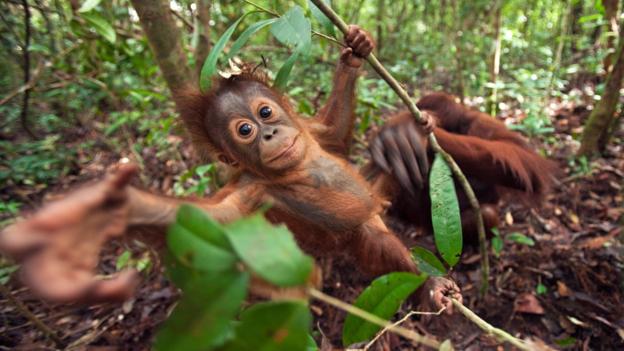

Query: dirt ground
[0,98,622,350]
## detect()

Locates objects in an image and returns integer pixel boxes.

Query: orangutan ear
[218,154,239,167]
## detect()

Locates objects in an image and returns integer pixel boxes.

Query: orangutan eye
[259,106,272,119]
[238,123,253,136]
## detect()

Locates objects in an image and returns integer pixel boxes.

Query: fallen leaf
[557,281,571,297]
[505,211,514,225]
[514,293,545,315]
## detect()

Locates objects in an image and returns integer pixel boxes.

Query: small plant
[173,164,218,197]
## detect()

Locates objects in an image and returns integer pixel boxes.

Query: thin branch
[363,307,446,351]
[0,283,64,347]
[170,8,194,31]
[242,0,279,17]
[309,0,490,296]
[451,298,532,350]
[308,288,441,349]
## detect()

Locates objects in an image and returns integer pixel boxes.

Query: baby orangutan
[0,26,460,311]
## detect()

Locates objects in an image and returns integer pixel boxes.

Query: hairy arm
[0,165,266,302]
[312,25,373,153]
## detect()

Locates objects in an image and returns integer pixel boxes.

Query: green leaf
[536,283,547,295]
[306,334,318,351]
[342,272,427,346]
[507,232,535,246]
[200,14,251,91]
[492,236,503,257]
[429,154,463,267]
[270,6,311,50]
[176,204,232,251]
[411,246,446,276]
[154,270,249,351]
[224,213,313,287]
[273,49,301,89]
[116,250,132,270]
[223,301,312,351]
[81,12,116,43]
[78,0,102,13]
[167,205,237,272]
[0,265,19,285]
[309,0,335,37]
[226,18,278,61]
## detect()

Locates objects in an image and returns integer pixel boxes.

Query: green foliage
[342,272,426,346]
[491,228,504,258]
[200,14,249,91]
[115,250,152,273]
[157,205,315,350]
[411,246,446,276]
[429,154,463,267]
[225,213,314,287]
[81,12,116,43]
[174,164,217,197]
[507,232,535,246]
[0,136,75,189]
[221,301,313,351]
[155,270,250,351]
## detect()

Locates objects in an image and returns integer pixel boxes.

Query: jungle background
[0,0,623,350]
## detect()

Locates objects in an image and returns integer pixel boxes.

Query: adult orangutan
[0,26,460,311]
[366,93,556,242]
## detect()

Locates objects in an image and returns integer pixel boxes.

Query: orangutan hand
[341,25,375,68]
[0,164,140,303]
[418,276,462,315]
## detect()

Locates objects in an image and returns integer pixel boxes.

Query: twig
[450,298,531,350]
[170,8,194,31]
[363,307,446,351]
[0,283,64,347]
[308,288,441,349]
[21,0,36,138]
[309,0,490,296]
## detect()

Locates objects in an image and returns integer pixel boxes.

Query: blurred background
[0,1,622,349]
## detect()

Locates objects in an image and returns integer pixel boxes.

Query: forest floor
[0,96,623,350]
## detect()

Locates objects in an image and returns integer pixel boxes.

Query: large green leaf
[309,0,336,37]
[167,206,237,272]
[273,49,301,89]
[223,301,312,351]
[154,270,249,351]
[429,153,463,267]
[176,204,232,251]
[411,246,446,277]
[226,18,278,61]
[200,13,253,91]
[224,213,313,287]
[81,12,115,43]
[342,272,427,346]
[270,6,311,49]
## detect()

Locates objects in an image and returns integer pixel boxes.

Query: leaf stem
[307,288,440,349]
[308,0,490,296]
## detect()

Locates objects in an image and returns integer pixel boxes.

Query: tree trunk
[488,2,502,115]
[578,22,624,157]
[602,0,619,73]
[194,0,211,78]
[130,0,194,94]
